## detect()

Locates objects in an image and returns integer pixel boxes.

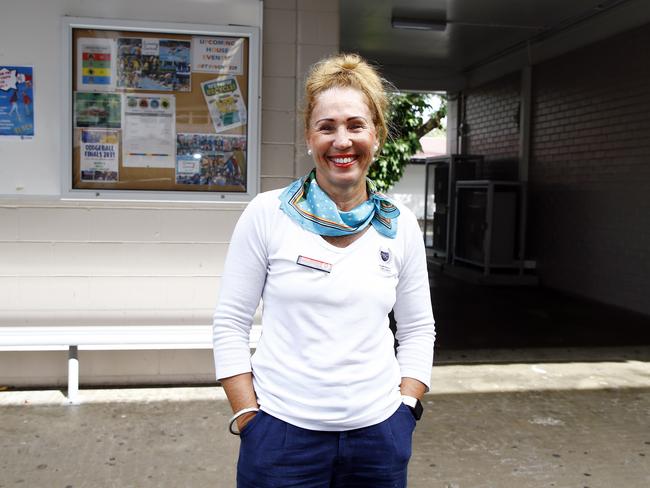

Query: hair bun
[339,54,361,71]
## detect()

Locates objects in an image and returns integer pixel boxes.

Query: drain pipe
[518,65,532,274]
[457,92,466,155]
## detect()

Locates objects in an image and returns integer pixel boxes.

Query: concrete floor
[2,267,649,487]
[414,387,650,488]
[2,347,650,488]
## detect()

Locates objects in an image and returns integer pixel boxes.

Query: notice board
[64,18,260,201]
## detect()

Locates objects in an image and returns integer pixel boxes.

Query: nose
[333,126,352,149]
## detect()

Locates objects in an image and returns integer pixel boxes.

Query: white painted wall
[0,0,263,197]
[388,163,427,221]
[0,0,340,387]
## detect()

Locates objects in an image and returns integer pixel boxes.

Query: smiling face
[307,86,377,206]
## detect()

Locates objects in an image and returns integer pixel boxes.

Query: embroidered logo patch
[378,246,395,274]
[379,247,392,264]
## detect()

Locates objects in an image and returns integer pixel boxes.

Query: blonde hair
[304,53,389,147]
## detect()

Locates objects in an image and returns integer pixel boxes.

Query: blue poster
[0,66,34,138]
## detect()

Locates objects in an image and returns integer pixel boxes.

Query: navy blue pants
[236,403,416,487]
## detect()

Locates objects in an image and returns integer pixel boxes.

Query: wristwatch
[401,395,423,420]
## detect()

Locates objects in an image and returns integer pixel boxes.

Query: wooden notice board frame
[62,17,260,202]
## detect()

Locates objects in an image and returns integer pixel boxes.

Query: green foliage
[368,93,447,192]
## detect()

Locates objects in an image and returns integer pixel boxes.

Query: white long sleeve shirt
[213,189,435,431]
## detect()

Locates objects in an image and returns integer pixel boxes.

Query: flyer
[201,77,247,133]
[0,66,34,138]
[177,132,247,188]
[74,92,121,128]
[175,155,202,184]
[123,94,176,168]
[192,36,244,75]
[77,38,116,91]
[80,129,119,181]
[117,37,191,92]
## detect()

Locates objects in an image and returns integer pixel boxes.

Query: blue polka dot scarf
[279,170,400,239]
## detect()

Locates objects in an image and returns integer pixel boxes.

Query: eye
[317,124,334,133]
[348,119,367,131]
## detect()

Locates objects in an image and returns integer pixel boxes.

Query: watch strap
[401,395,418,408]
[401,395,423,420]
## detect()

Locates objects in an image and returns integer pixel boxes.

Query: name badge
[297,255,332,273]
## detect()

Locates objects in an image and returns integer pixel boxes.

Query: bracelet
[228,407,260,435]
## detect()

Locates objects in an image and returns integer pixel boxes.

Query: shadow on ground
[428,265,650,350]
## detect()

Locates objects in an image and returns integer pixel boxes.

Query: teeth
[331,156,355,164]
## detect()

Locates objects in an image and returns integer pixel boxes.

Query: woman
[213,53,435,487]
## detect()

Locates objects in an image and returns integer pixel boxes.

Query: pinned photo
[74,92,121,129]
[117,37,191,92]
[176,132,247,190]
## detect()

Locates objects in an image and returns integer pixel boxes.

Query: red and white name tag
[296,255,332,273]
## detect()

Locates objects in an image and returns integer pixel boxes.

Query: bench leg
[68,346,79,405]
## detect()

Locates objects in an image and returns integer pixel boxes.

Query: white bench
[0,325,262,404]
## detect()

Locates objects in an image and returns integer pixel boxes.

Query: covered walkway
[428,264,650,350]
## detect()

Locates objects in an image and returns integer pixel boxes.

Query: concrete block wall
[0,201,243,387]
[261,0,339,191]
[529,22,650,316]
[0,203,241,325]
[0,0,340,387]
[464,73,521,180]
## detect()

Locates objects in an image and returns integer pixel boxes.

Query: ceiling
[340,0,650,91]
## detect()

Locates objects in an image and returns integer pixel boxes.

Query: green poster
[74,92,121,128]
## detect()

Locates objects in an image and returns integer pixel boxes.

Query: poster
[201,77,247,133]
[123,93,176,168]
[177,132,247,187]
[80,129,119,181]
[117,37,191,92]
[77,38,116,91]
[0,66,34,138]
[74,92,121,128]
[192,36,244,75]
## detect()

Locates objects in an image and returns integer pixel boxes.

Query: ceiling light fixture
[391,17,447,31]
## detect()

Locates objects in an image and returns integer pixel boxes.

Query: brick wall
[464,73,520,180]
[529,23,650,315]
[459,23,650,316]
